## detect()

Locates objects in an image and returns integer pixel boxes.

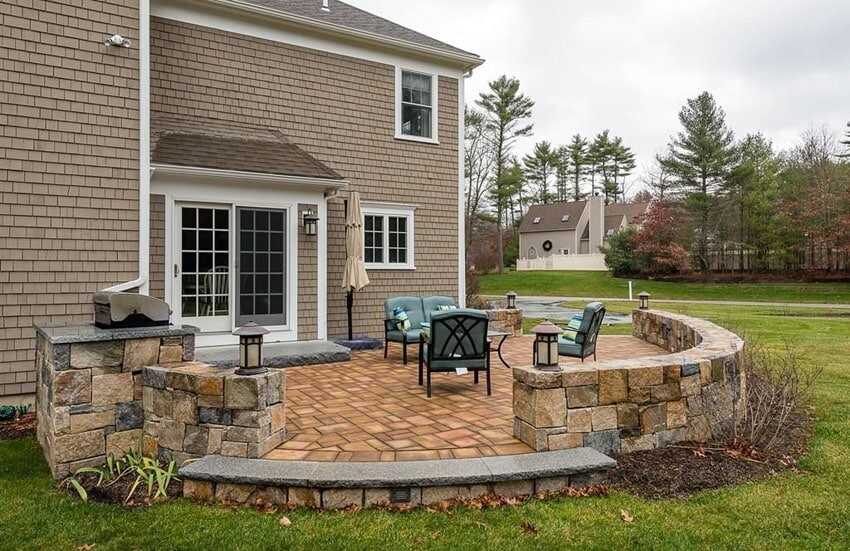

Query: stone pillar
[486,308,523,336]
[143,363,286,464]
[35,325,196,479]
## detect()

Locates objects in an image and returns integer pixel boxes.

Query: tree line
[465,75,637,273]
[606,92,850,275]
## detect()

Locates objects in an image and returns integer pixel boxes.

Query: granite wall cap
[36,324,198,345]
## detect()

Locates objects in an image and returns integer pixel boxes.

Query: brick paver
[265,335,663,462]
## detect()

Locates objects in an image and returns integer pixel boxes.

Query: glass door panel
[177,205,231,332]
[236,207,287,326]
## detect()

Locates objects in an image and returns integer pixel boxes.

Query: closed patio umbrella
[342,192,370,340]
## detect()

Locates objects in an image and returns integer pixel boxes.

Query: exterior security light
[104,34,131,48]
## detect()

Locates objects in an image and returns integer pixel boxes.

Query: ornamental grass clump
[62,450,179,505]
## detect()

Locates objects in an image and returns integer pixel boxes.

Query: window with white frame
[397,69,437,141]
[363,205,415,269]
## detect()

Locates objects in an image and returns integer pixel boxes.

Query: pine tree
[840,121,850,158]
[610,137,636,202]
[476,76,534,273]
[588,131,612,198]
[564,135,589,201]
[660,92,738,271]
[523,141,559,204]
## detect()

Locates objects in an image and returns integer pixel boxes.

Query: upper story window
[561,214,570,223]
[363,204,416,270]
[396,68,438,143]
[532,217,541,224]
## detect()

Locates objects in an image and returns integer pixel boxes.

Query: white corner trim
[105,0,151,294]
[394,66,439,144]
[317,198,328,339]
[457,74,466,307]
[151,163,348,190]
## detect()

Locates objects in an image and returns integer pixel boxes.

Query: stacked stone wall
[512,310,746,455]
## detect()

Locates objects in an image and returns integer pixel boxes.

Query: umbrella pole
[346,289,354,341]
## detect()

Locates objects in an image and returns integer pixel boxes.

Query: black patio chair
[418,309,490,398]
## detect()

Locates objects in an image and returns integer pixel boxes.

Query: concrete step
[179,447,615,489]
[195,340,351,369]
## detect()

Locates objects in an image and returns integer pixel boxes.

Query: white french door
[175,204,232,332]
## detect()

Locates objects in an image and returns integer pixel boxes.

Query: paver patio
[265,335,664,462]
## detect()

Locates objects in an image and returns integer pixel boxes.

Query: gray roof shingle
[238,0,481,61]
[518,201,588,233]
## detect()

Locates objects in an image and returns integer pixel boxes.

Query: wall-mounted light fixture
[104,34,131,48]
[302,209,319,236]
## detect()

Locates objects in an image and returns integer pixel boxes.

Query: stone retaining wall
[182,472,607,510]
[142,363,286,464]
[512,309,746,455]
[35,325,196,479]
[486,308,523,336]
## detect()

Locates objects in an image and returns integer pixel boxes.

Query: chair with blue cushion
[384,296,426,364]
[422,296,457,321]
[558,302,606,362]
[418,309,490,397]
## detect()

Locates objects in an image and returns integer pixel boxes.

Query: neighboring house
[0,0,483,400]
[517,196,648,271]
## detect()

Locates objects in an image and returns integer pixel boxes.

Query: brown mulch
[70,470,183,507]
[610,413,812,499]
[0,413,36,441]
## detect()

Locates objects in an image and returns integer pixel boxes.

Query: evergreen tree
[588,131,613,198]
[610,137,636,202]
[840,121,850,158]
[660,91,738,271]
[523,141,559,204]
[564,135,589,201]
[555,145,570,202]
[476,75,534,273]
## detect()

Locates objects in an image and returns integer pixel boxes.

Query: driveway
[513,296,632,325]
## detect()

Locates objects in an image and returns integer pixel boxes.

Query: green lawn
[480,270,850,304]
[2,303,850,549]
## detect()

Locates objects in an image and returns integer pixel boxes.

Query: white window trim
[395,66,439,144]
[362,203,416,270]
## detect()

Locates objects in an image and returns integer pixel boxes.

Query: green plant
[15,404,30,418]
[0,406,14,423]
[601,226,640,276]
[62,450,179,504]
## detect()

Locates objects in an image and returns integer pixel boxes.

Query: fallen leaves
[520,521,539,535]
[279,516,291,527]
[620,509,634,524]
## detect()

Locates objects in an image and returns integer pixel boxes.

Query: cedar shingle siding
[150,17,460,340]
[0,0,140,398]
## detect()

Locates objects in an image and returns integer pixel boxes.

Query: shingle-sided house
[0,0,483,401]
[517,197,648,271]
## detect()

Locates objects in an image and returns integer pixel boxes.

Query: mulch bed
[610,413,812,499]
[69,471,183,507]
[0,413,36,441]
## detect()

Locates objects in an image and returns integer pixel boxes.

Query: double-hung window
[396,68,437,142]
[363,204,415,270]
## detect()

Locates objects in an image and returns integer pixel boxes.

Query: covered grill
[93,291,171,329]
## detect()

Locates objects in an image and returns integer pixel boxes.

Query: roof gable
[518,201,588,233]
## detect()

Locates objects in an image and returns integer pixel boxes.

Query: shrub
[734,341,821,452]
[602,226,640,276]
[632,202,690,275]
[0,406,14,423]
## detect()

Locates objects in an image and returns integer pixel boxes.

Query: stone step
[195,340,351,369]
[179,447,615,490]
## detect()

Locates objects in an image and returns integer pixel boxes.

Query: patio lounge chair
[418,309,490,398]
[383,296,457,364]
[558,302,606,362]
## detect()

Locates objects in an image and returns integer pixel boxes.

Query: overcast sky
[356,0,850,191]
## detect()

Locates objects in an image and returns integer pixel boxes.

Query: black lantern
[234,322,270,375]
[302,209,319,236]
[532,320,561,372]
[506,291,517,310]
[638,291,650,310]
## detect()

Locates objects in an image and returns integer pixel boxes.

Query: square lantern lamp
[234,322,270,376]
[532,320,562,372]
[506,291,517,310]
[302,209,319,236]
[638,291,651,310]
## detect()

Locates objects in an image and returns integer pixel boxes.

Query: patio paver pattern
[265,335,664,462]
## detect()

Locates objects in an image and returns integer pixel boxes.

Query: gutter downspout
[105,0,150,294]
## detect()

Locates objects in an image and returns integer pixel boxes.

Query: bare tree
[464,108,495,256]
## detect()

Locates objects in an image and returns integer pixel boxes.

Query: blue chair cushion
[384,296,425,330]
[386,328,422,343]
[562,315,583,341]
[558,340,583,357]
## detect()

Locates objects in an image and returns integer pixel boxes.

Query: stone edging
[179,447,614,509]
[513,309,746,455]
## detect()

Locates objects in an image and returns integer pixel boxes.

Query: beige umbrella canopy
[342,192,370,339]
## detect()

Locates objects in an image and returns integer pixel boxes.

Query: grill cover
[93,292,171,328]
